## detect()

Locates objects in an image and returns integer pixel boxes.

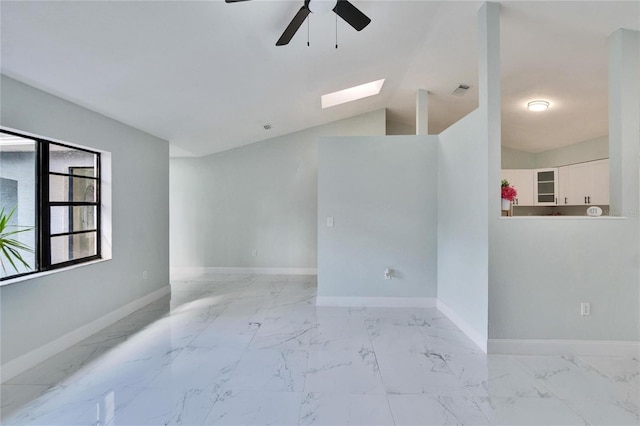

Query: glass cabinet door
[534,168,558,205]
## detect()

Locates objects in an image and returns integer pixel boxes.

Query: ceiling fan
[225,0,372,46]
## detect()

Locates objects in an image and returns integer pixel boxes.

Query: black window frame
[0,128,102,281]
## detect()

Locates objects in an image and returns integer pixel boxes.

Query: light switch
[326,217,334,227]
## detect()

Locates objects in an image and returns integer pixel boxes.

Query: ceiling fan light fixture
[321,78,385,109]
[308,0,338,14]
[527,100,550,112]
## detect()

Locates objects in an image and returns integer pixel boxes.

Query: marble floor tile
[223,349,308,392]
[310,315,372,352]
[366,320,430,354]
[514,355,639,406]
[577,355,640,389]
[106,344,242,425]
[388,393,490,425]
[71,334,182,388]
[375,349,467,395]
[360,307,438,324]
[446,354,554,399]
[0,384,50,419]
[148,345,242,390]
[475,395,589,425]
[423,330,485,360]
[202,390,303,425]
[169,289,211,307]
[268,295,316,317]
[314,306,366,319]
[562,399,640,425]
[305,349,385,394]
[300,392,394,425]
[260,301,318,322]
[4,273,638,426]
[188,316,260,350]
[112,386,217,425]
[4,379,145,426]
[240,281,286,299]
[208,295,265,319]
[275,286,317,305]
[249,317,315,350]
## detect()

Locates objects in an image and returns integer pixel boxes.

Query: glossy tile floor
[2,273,639,425]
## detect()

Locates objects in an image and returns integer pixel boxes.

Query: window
[0,129,101,281]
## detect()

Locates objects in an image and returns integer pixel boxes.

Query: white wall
[433,2,500,352]
[170,109,385,270]
[437,109,489,348]
[489,218,639,342]
[534,135,608,168]
[502,135,609,170]
[501,146,535,169]
[386,120,415,136]
[317,136,438,302]
[0,76,170,369]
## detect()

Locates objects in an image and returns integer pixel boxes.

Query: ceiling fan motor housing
[307,0,338,14]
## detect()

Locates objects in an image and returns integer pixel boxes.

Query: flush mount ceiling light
[321,79,385,109]
[527,100,550,112]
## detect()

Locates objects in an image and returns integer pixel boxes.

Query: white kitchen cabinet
[533,168,559,206]
[558,159,609,206]
[558,165,571,206]
[589,159,609,205]
[560,162,589,205]
[501,169,534,206]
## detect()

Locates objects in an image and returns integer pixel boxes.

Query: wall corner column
[609,29,640,217]
[479,1,502,219]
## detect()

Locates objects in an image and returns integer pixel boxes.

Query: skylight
[321,79,385,109]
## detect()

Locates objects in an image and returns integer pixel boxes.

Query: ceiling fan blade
[333,0,371,31]
[225,0,252,3]
[276,6,310,46]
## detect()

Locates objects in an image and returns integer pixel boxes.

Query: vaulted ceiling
[1,1,638,156]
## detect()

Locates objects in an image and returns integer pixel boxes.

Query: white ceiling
[1,1,638,156]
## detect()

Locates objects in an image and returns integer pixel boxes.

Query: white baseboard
[316,296,436,308]
[1,285,171,383]
[437,299,487,353]
[488,339,640,357]
[170,267,317,279]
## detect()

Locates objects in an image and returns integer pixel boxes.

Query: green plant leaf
[0,205,34,274]
[1,244,20,273]
[1,227,34,239]
[2,237,33,253]
[6,245,30,269]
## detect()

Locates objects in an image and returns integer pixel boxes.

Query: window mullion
[39,141,51,270]
[49,171,98,180]
[49,202,99,207]
[96,153,101,257]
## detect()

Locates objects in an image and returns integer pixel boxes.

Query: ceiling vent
[450,84,471,96]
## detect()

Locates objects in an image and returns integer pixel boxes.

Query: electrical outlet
[326,217,334,227]
[143,270,148,280]
[252,250,257,257]
[580,302,590,316]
